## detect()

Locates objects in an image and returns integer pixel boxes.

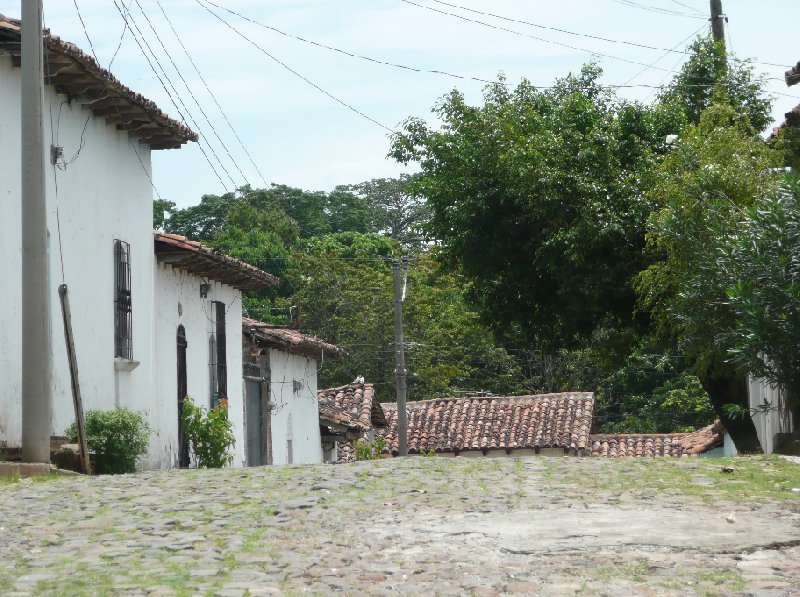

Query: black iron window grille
[114,239,132,359]
[209,300,227,406]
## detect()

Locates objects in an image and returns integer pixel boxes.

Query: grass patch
[543,454,800,504]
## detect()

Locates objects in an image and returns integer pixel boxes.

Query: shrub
[354,436,388,461]
[180,397,235,468]
[66,408,149,474]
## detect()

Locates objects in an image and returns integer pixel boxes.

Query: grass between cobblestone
[541,454,800,504]
[0,456,798,595]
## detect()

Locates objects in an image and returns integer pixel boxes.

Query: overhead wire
[195,0,395,134]
[154,0,269,188]
[667,0,704,15]
[418,0,790,71]
[614,23,706,89]
[400,0,683,74]
[199,0,509,89]
[113,0,233,190]
[132,0,252,188]
[69,0,164,201]
[431,0,698,55]
[608,0,707,19]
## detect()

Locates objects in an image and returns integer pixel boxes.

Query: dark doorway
[245,378,262,466]
[177,325,189,468]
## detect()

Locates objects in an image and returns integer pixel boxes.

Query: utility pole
[392,259,408,456]
[21,0,52,464]
[710,0,725,45]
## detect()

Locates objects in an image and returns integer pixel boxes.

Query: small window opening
[114,239,132,359]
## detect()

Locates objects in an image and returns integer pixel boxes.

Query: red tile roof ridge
[379,392,594,454]
[318,382,387,435]
[154,232,277,290]
[380,391,593,409]
[589,421,724,457]
[0,14,196,148]
[243,317,344,359]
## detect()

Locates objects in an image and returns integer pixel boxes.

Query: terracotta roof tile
[318,383,387,432]
[0,14,196,149]
[243,317,344,359]
[379,393,594,455]
[154,233,278,291]
[589,421,724,457]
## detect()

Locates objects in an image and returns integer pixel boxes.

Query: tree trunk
[699,370,762,453]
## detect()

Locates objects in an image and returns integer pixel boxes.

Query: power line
[113,0,233,190]
[200,0,510,89]
[131,0,251,188]
[431,0,698,55]
[195,0,395,134]
[427,0,789,71]
[615,24,706,89]
[608,0,707,19]
[400,0,681,74]
[70,0,164,199]
[667,0,704,15]
[154,0,269,188]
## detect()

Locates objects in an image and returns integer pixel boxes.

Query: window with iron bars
[209,300,227,407]
[114,239,132,359]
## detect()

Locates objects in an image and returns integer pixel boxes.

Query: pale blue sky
[2,0,798,208]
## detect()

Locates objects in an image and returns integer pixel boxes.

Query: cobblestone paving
[1,456,799,596]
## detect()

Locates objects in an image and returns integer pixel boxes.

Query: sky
[2,0,798,208]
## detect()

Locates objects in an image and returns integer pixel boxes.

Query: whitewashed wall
[151,265,245,469]
[268,349,323,465]
[748,377,795,454]
[0,56,154,449]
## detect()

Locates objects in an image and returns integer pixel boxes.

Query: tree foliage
[658,36,772,133]
[636,103,783,450]
[716,177,800,409]
[391,65,678,351]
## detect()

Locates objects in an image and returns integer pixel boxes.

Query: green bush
[180,397,235,468]
[354,436,387,461]
[66,408,149,474]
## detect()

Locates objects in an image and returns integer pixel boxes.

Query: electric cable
[195,0,395,134]
[70,0,164,199]
[133,0,252,188]
[400,0,683,74]
[113,0,233,190]
[155,0,269,188]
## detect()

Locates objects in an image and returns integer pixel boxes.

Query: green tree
[658,36,772,133]
[153,198,176,230]
[716,176,800,418]
[390,65,677,352]
[636,103,783,451]
[347,175,430,245]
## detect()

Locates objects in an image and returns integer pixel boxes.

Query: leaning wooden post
[59,284,91,474]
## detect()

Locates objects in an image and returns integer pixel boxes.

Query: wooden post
[59,285,91,474]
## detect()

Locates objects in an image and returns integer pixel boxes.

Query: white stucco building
[747,378,795,454]
[0,15,278,469]
[242,319,345,466]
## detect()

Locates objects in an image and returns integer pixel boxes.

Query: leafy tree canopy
[658,36,772,133]
[390,65,679,352]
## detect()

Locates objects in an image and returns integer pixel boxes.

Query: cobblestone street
[1,456,799,596]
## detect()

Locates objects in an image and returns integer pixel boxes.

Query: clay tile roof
[378,392,594,455]
[787,61,800,87]
[318,383,387,432]
[154,233,278,291]
[243,317,344,360]
[0,14,196,149]
[589,421,724,457]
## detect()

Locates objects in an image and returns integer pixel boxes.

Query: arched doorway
[177,325,189,468]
